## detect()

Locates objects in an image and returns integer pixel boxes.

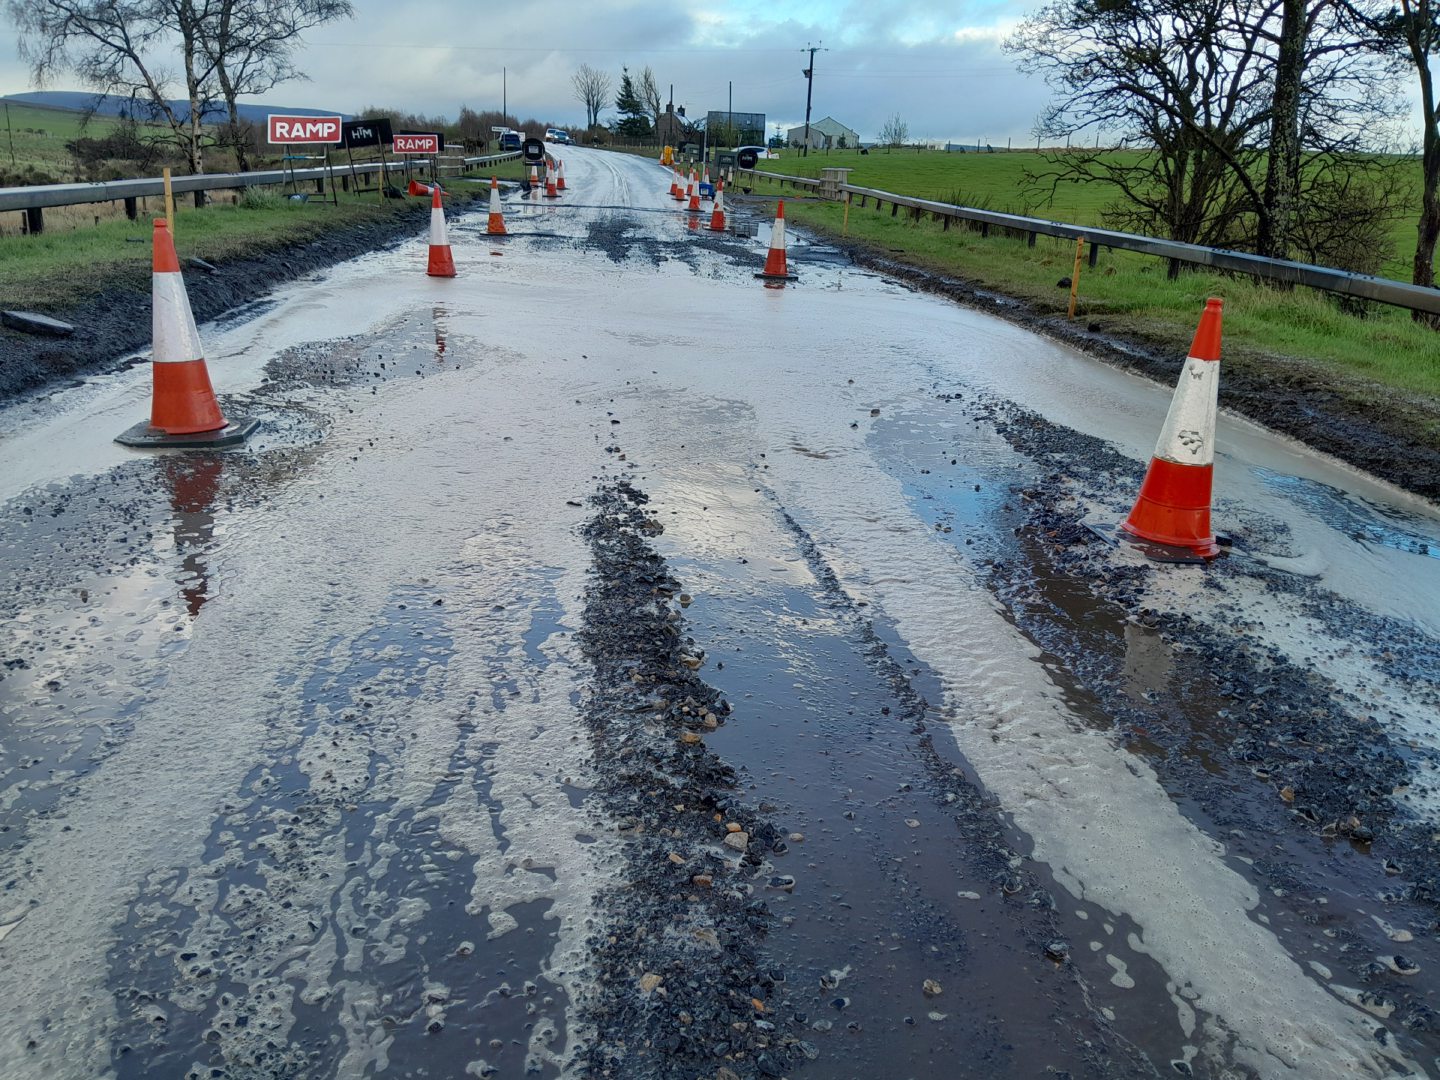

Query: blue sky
[0,0,1056,144]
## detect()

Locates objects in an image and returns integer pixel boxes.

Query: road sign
[267,115,343,144]
[341,117,393,149]
[522,138,546,162]
[394,132,442,154]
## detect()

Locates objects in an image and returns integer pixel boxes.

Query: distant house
[785,117,859,150]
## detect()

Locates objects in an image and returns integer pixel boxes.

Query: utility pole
[800,42,826,157]
[503,67,507,123]
[728,81,733,146]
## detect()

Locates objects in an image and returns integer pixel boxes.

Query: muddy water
[2,146,1438,1079]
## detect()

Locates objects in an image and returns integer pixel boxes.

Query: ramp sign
[267,115,343,144]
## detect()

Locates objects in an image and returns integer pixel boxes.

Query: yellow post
[163,167,175,232]
[1068,237,1084,319]
[843,191,851,236]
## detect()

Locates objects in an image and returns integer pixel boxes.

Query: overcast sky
[0,0,1060,145]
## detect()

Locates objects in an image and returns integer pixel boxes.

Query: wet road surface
[2,147,1439,1079]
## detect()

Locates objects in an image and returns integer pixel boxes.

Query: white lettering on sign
[267,115,343,144]
[393,133,440,155]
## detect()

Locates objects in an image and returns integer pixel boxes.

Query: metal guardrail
[739,168,1440,317]
[0,152,522,215]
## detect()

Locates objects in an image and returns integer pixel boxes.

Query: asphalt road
[2,147,1439,1080]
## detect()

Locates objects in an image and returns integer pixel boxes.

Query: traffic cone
[486,176,507,235]
[427,185,456,277]
[669,167,680,199]
[544,162,559,199]
[408,178,441,197]
[115,219,256,448]
[709,180,727,231]
[1120,298,1225,559]
[673,167,686,202]
[557,160,567,191]
[756,201,797,280]
[687,171,702,213]
[528,164,540,195]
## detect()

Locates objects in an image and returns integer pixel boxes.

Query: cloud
[0,0,1070,144]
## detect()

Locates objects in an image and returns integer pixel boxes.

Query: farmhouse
[785,117,859,150]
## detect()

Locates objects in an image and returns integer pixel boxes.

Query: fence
[737,167,1440,318]
[0,152,521,234]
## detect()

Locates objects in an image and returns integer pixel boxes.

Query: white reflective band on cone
[152,271,205,364]
[430,206,449,247]
[772,216,786,251]
[1153,355,1219,466]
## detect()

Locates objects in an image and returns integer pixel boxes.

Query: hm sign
[267,115,343,144]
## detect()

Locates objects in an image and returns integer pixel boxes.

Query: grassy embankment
[741,149,1440,403]
[0,128,528,310]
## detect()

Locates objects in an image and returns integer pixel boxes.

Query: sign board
[341,117,393,149]
[395,131,444,154]
[522,138,546,162]
[736,147,759,170]
[267,114,343,144]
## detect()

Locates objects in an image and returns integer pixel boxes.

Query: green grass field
[0,193,441,308]
[746,147,1427,280]
[734,154,1439,405]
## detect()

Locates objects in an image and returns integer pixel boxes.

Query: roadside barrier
[115,219,257,448]
[487,176,507,235]
[709,180,727,231]
[426,185,456,277]
[756,201,796,281]
[1120,298,1225,560]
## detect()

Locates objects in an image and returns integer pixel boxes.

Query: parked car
[500,130,523,151]
[545,129,571,144]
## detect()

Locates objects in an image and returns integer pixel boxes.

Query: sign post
[267,114,343,200]
[393,133,442,191]
[340,118,393,201]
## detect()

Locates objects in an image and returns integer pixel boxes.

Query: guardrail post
[1089,243,1099,268]
[193,190,205,209]
[981,222,989,238]
[892,202,899,217]
[314,177,324,195]
[23,207,43,234]
[124,197,138,221]
[1028,231,1037,248]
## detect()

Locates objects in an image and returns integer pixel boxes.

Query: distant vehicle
[546,129,571,144]
[500,130,523,152]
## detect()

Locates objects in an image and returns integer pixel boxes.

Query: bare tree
[203,0,353,171]
[879,113,908,148]
[1368,0,1439,316]
[572,63,611,129]
[1005,0,1402,254]
[637,66,663,141]
[9,0,223,173]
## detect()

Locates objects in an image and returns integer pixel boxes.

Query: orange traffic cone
[427,185,456,277]
[115,220,256,448]
[557,160,567,191]
[544,162,560,199]
[408,178,442,197]
[756,201,796,280]
[1120,298,1225,559]
[486,175,507,235]
[528,164,540,195]
[673,167,686,202]
[709,180,727,231]
[669,167,680,199]
[687,171,702,213]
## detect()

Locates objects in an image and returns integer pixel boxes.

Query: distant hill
[1,91,350,126]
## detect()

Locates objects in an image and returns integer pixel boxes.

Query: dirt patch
[0,197,482,403]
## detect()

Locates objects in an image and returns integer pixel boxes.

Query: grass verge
[740,173,1440,409]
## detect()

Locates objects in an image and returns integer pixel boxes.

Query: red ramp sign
[267,115,343,144]
[393,133,441,155]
